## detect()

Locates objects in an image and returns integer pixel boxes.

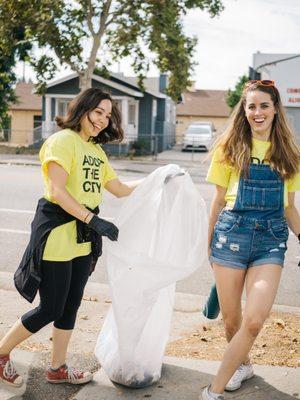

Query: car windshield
[186,125,212,135]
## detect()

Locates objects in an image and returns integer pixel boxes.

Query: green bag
[202,283,220,319]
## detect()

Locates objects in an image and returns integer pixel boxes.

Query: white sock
[208,386,223,399]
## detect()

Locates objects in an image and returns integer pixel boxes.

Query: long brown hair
[55,88,124,144]
[214,82,300,180]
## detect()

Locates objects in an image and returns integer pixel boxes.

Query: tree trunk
[78,0,112,92]
[79,70,92,91]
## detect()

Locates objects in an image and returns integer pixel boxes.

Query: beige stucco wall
[176,116,229,143]
[9,110,42,145]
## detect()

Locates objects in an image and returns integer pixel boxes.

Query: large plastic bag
[95,164,207,387]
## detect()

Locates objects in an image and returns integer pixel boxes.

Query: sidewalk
[0,272,299,400]
[75,358,299,400]
[0,150,210,179]
[1,151,299,399]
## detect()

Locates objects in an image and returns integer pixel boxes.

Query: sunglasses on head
[245,80,275,88]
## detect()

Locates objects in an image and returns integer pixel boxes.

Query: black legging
[21,254,92,333]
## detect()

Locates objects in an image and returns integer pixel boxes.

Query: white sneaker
[200,386,224,400]
[225,363,254,391]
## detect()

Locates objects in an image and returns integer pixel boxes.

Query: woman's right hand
[88,215,119,241]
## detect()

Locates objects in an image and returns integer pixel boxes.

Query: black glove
[88,215,119,241]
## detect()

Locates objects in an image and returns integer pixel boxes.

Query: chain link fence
[103,133,176,160]
[1,125,177,159]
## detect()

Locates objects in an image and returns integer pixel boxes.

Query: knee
[63,300,81,314]
[243,317,264,338]
[42,306,65,324]
[223,315,241,337]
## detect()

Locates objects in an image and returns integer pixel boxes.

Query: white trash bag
[95,164,207,387]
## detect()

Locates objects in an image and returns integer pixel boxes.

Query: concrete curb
[1,271,299,316]
[0,159,149,175]
[0,271,206,314]
[0,157,208,171]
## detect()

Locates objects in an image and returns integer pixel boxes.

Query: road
[0,150,300,307]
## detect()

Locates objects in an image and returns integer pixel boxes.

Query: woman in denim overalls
[201,81,300,400]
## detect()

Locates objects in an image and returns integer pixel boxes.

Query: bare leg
[213,264,246,343]
[51,327,73,369]
[214,264,250,364]
[211,264,282,394]
[0,319,32,355]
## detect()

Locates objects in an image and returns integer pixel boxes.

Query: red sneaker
[0,354,23,387]
[46,364,93,385]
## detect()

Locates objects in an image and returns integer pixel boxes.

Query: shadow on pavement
[74,361,299,400]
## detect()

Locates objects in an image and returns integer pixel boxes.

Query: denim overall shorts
[210,163,289,269]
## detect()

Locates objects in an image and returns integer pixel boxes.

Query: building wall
[286,107,300,141]
[10,110,42,145]
[176,116,229,142]
[138,94,153,136]
[253,53,300,139]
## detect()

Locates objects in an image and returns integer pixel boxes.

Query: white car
[182,122,215,151]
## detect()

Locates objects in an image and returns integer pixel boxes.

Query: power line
[255,54,300,72]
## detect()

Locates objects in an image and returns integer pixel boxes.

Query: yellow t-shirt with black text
[206,137,300,208]
[39,129,117,261]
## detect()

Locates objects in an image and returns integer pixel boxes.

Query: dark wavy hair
[55,88,124,144]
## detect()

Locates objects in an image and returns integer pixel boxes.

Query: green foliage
[226,74,249,110]
[106,0,224,100]
[130,138,151,156]
[0,0,49,126]
[0,17,33,128]
[0,0,225,123]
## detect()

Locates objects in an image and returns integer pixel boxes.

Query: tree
[1,0,224,100]
[0,22,34,128]
[226,74,248,110]
[0,1,53,128]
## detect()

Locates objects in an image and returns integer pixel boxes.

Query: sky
[183,0,300,89]
[15,0,300,91]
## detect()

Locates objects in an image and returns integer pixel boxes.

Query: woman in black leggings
[0,88,141,387]
[22,255,93,333]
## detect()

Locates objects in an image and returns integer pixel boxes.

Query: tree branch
[97,0,112,36]
[86,0,95,36]
[78,0,112,89]
[53,47,82,75]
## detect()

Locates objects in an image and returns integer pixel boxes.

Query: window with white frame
[152,99,157,118]
[166,101,170,122]
[128,104,136,125]
[57,99,71,116]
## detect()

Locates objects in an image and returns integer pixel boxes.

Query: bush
[15,146,27,154]
[130,138,151,156]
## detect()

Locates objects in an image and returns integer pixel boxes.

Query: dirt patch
[166,311,300,368]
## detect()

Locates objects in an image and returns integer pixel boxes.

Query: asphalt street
[0,150,300,306]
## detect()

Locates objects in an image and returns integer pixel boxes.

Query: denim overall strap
[232,164,284,219]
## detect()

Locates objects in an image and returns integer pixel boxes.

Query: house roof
[176,89,230,117]
[46,72,166,99]
[10,82,42,111]
[110,73,166,98]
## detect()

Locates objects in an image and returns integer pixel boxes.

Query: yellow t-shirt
[206,137,300,208]
[39,129,117,261]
